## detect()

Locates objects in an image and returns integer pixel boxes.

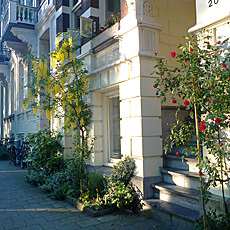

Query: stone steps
[164,155,199,173]
[152,182,200,211]
[145,151,201,229]
[161,167,200,190]
[144,199,199,230]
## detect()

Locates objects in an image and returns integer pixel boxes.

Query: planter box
[65,196,115,217]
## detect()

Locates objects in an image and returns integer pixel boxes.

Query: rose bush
[153,34,230,229]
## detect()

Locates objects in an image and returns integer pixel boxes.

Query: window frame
[103,89,121,165]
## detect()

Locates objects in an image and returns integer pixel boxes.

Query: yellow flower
[62,40,68,48]
[33,107,37,114]
[69,37,73,47]
[56,37,59,48]
[80,117,84,126]
[46,110,50,120]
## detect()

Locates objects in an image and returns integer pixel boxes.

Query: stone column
[119,0,163,198]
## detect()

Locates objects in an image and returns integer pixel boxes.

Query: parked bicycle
[8,138,20,166]
[19,141,31,169]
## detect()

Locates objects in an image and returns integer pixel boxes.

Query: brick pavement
[0,160,172,230]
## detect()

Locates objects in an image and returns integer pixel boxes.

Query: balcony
[37,0,55,22]
[1,0,36,42]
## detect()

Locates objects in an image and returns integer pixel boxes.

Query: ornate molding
[4,41,28,58]
[10,28,37,55]
[143,0,154,17]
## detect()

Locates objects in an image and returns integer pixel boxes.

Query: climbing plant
[153,34,230,229]
[23,31,92,189]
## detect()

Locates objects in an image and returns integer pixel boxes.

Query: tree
[153,34,230,229]
[24,31,92,189]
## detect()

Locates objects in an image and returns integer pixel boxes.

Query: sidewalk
[0,160,172,230]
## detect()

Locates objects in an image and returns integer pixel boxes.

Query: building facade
[0,0,196,196]
[1,0,230,227]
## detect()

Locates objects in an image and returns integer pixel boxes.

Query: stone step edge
[160,167,200,179]
[151,182,200,201]
[143,199,199,223]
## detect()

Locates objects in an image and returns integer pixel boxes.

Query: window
[108,96,121,160]
[80,16,93,37]
[105,0,120,18]
[73,6,81,30]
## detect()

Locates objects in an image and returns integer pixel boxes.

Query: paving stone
[0,161,171,230]
[96,214,119,223]
[95,222,122,230]
[132,219,163,229]
[59,215,82,224]
[18,224,44,230]
[24,216,47,225]
[77,218,100,228]
[57,223,83,230]
[40,219,64,229]
[3,219,27,229]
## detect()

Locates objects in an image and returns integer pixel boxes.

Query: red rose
[229,76,230,80]
[153,84,157,88]
[190,48,193,52]
[215,117,220,123]
[209,84,212,87]
[217,41,221,44]
[207,41,210,45]
[199,171,202,176]
[100,26,104,30]
[172,99,177,104]
[209,98,214,104]
[222,63,227,68]
[171,51,176,58]
[184,100,189,106]
[200,121,206,131]
[110,19,113,22]
[153,52,157,56]
[176,152,179,156]
[219,142,224,146]
[184,58,187,61]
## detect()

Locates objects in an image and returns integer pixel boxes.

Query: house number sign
[208,0,219,7]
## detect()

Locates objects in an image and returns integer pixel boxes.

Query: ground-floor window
[103,89,121,163]
[108,96,121,159]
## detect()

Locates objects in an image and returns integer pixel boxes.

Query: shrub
[39,171,73,200]
[194,211,230,230]
[87,172,105,198]
[109,156,136,186]
[26,170,48,186]
[27,129,65,173]
[0,148,10,160]
[104,182,142,212]
[104,156,142,212]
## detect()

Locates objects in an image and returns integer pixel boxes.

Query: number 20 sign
[208,0,219,7]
